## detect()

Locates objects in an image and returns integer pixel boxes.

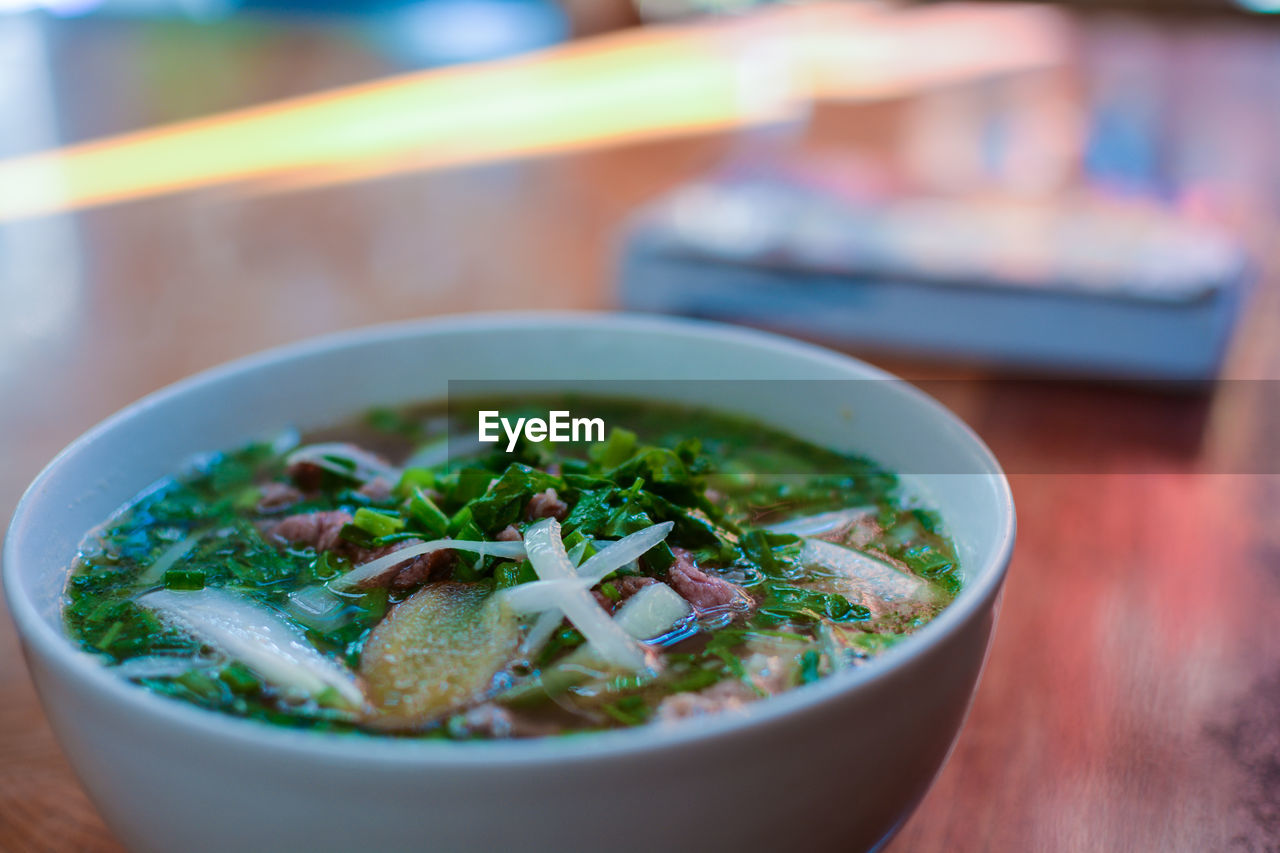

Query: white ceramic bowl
[4,313,1014,853]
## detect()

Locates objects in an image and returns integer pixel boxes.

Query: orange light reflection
[0,3,1067,221]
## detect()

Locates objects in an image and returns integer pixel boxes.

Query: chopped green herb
[405,488,449,539]
[351,507,405,539]
[163,569,205,591]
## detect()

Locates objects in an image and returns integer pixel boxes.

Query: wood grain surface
[2,11,1278,853]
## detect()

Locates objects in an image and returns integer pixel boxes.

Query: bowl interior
[4,312,1013,751]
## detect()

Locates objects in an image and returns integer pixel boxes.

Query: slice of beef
[384,546,454,591]
[256,481,303,513]
[455,703,515,738]
[656,680,752,721]
[285,459,328,492]
[267,510,446,590]
[495,525,523,542]
[286,443,392,491]
[357,477,394,502]
[269,510,352,553]
[524,488,568,522]
[667,547,752,615]
[591,575,657,613]
[454,703,562,738]
[656,651,791,722]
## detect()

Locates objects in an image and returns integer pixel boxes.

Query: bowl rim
[4,310,1015,766]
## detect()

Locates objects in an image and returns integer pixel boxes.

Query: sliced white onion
[798,539,930,603]
[522,518,583,583]
[139,588,365,710]
[402,435,487,470]
[522,518,649,672]
[501,579,578,616]
[817,623,849,674]
[136,533,202,586]
[541,583,690,692]
[565,539,590,568]
[574,521,674,585]
[612,582,693,642]
[558,593,649,672]
[501,521,676,616]
[111,653,221,680]
[766,507,875,538]
[519,609,564,658]
[331,539,527,591]
[286,585,350,633]
[285,443,401,483]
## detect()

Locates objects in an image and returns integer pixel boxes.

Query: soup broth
[64,398,960,739]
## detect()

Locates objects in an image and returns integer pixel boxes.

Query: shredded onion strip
[500,521,674,615]
[140,588,365,710]
[285,443,401,483]
[575,522,674,585]
[520,609,564,658]
[110,653,222,680]
[333,539,527,591]
[798,538,930,603]
[402,435,487,470]
[766,507,875,538]
[520,518,650,672]
[136,533,202,586]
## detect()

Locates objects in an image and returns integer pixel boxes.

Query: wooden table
[2,10,1278,852]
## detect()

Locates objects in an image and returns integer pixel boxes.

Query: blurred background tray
[621,177,1251,379]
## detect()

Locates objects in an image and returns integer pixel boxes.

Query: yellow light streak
[0,3,1067,221]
